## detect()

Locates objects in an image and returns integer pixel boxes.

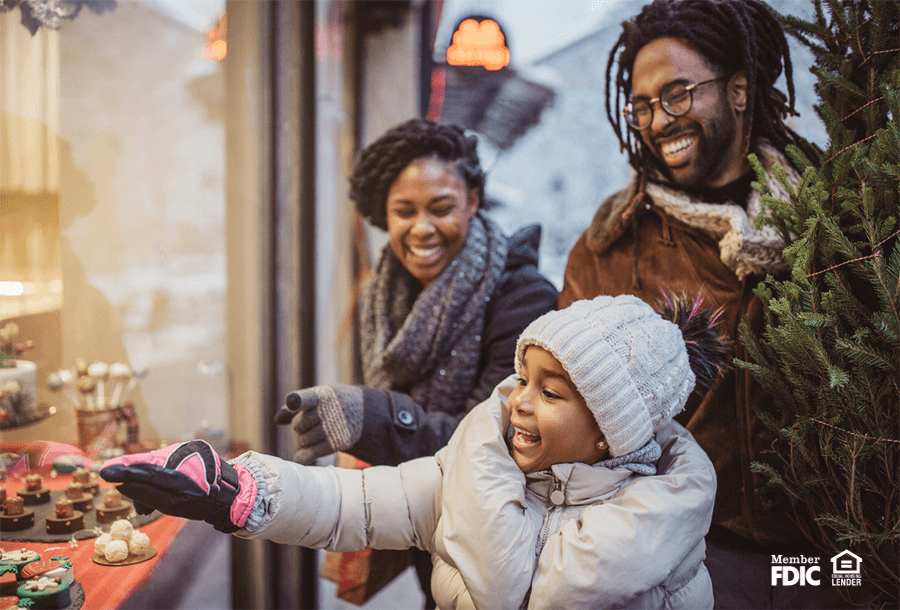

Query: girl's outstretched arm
[100,440,443,553]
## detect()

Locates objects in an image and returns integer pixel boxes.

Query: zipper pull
[549,478,564,506]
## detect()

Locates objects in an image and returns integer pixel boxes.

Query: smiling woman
[384,157,478,286]
[277,118,559,607]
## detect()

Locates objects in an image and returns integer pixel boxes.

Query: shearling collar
[586,141,800,280]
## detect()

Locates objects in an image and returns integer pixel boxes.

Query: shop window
[1,0,228,467]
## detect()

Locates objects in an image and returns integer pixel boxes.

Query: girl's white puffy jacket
[235,376,716,609]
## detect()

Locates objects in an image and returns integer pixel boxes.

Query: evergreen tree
[740,1,899,607]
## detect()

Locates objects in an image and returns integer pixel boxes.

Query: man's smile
[652,127,700,168]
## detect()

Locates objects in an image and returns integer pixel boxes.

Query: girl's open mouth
[513,426,540,447]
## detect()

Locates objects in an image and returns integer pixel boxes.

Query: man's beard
[649,109,739,189]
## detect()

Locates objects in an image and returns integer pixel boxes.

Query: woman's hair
[349,119,485,231]
[605,0,808,175]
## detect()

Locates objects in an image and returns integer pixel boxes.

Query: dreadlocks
[349,119,485,231]
[605,0,806,175]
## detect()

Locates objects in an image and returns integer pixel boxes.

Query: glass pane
[54,0,229,447]
[1,3,230,604]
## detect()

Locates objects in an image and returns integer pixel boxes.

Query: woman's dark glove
[99,440,257,533]
[274,385,364,464]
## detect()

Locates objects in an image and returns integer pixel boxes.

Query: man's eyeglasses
[622,76,729,131]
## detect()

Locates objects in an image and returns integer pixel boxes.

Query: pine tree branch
[824,0,850,38]
[823,133,879,167]
[806,417,900,444]
[861,47,900,65]
[842,96,885,122]
[744,2,899,605]
[853,11,874,61]
[807,245,882,277]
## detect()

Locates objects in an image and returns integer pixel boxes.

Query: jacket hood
[505,224,542,271]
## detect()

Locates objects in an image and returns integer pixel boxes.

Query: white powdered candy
[94,533,112,555]
[109,519,134,540]
[127,531,150,556]
[103,540,129,563]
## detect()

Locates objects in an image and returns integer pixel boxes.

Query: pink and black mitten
[99,440,257,533]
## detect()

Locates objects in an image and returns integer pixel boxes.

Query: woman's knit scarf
[359,213,508,416]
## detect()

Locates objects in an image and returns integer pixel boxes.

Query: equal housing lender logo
[770,551,863,587]
[830,550,863,586]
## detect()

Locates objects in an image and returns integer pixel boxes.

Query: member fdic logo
[771,555,821,586]
[770,552,864,587]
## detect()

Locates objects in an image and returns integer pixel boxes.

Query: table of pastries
[1,442,187,610]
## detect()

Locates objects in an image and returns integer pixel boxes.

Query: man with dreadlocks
[559,1,833,608]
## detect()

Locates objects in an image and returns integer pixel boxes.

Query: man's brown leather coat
[560,181,796,546]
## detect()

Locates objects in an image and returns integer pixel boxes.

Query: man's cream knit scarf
[646,141,799,280]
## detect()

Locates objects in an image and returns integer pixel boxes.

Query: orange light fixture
[204,13,227,61]
[446,18,510,71]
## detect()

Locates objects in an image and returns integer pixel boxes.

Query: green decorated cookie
[17,576,70,609]
[19,558,72,587]
[0,550,39,572]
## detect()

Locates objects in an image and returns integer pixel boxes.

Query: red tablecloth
[3,470,187,610]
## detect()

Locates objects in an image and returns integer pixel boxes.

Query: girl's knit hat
[515,293,725,457]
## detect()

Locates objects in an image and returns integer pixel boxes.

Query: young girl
[101,293,727,609]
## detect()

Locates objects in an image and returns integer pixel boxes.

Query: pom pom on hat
[515,294,694,457]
